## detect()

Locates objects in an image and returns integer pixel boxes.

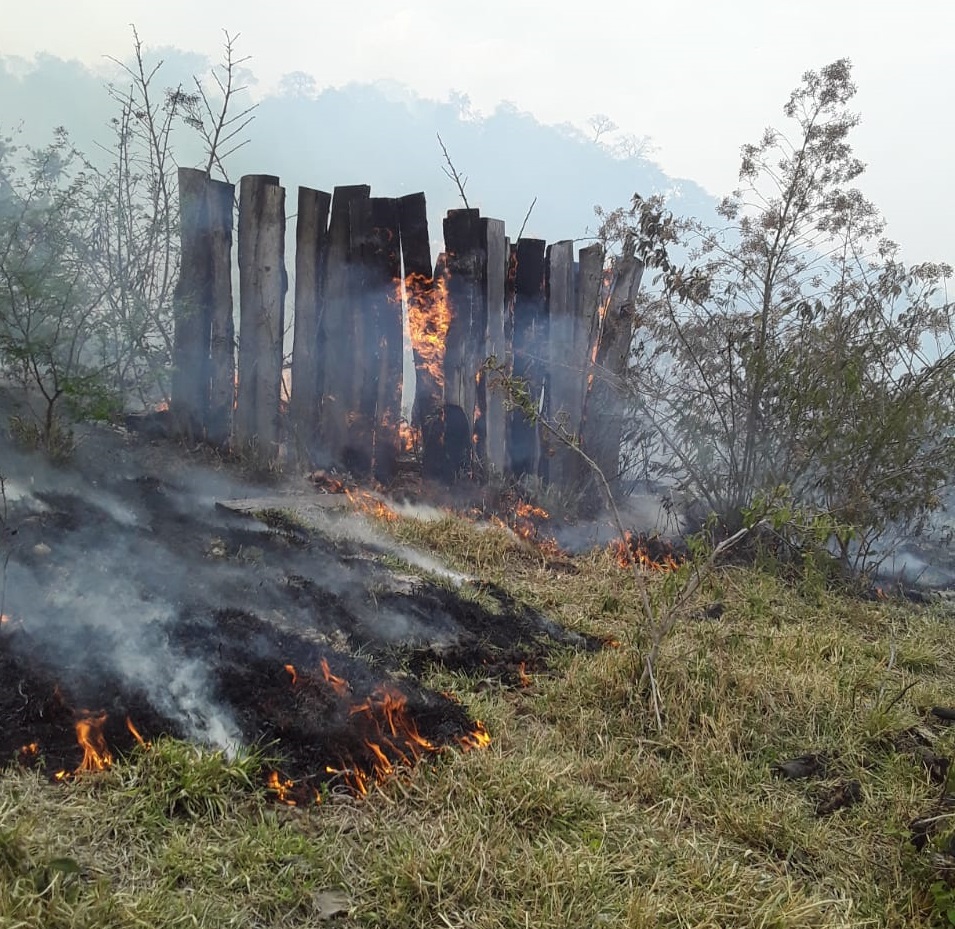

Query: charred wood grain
[319,185,371,466]
[347,196,402,480]
[441,208,486,480]
[171,167,214,438]
[542,240,576,487]
[581,251,644,502]
[289,186,331,463]
[235,174,287,461]
[565,243,606,490]
[509,238,547,478]
[481,218,508,476]
[205,177,237,447]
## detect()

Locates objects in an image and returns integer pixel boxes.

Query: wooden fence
[170,167,644,494]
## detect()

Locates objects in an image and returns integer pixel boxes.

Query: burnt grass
[0,422,596,796]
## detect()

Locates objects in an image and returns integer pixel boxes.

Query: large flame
[404,272,451,390]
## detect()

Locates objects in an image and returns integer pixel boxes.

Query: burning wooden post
[235,174,287,461]
[289,186,332,463]
[348,196,402,480]
[171,167,235,443]
[441,208,487,481]
[581,248,644,500]
[397,193,440,467]
[542,239,576,486]
[319,185,371,466]
[509,238,547,478]
[481,218,508,475]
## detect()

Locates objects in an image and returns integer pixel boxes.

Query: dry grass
[1,509,953,928]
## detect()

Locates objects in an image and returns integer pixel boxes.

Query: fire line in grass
[14,658,490,805]
[268,659,490,805]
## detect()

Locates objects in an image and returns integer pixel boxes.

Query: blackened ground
[0,415,598,794]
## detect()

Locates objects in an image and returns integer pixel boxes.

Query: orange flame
[309,469,347,494]
[267,770,297,805]
[611,532,684,571]
[404,271,451,389]
[75,714,112,772]
[345,488,399,523]
[458,721,491,751]
[517,662,532,687]
[399,421,420,454]
[320,658,350,698]
[515,501,549,521]
[126,716,150,748]
[284,663,298,686]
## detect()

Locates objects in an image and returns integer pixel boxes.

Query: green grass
[1,510,953,927]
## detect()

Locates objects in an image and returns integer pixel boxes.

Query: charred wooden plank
[441,208,486,481]
[543,240,576,486]
[171,167,214,437]
[581,251,643,502]
[509,238,547,478]
[481,218,508,476]
[235,174,287,461]
[289,186,331,464]
[206,177,237,447]
[320,185,371,466]
[347,196,402,480]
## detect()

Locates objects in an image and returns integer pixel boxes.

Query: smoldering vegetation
[0,417,592,781]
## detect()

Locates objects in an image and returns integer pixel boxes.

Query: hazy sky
[6,0,953,261]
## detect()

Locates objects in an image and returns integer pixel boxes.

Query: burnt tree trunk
[509,238,547,479]
[171,167,213,437]
[206,177,237,447]
[348,196,402,480]
[441,208,486,481]
[319,185,371,467]
[235,174,287,462]
[481,218,508,476]
[543,239,576,487]
[289,186,331,463]
[397,193,439,466]
[581,252,644,503]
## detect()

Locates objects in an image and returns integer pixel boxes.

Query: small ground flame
[320,658,350,698]
[267,770,298,805]
[459,721,492,751]
[611,531,685,571]
[345,488,399,523]
[75,714,112,772]
[126,716,150,749]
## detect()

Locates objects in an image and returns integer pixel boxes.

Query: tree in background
[0,29,254,448]
[605,59,954,569]
[0,129,115,451]
[88,28,254,408]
